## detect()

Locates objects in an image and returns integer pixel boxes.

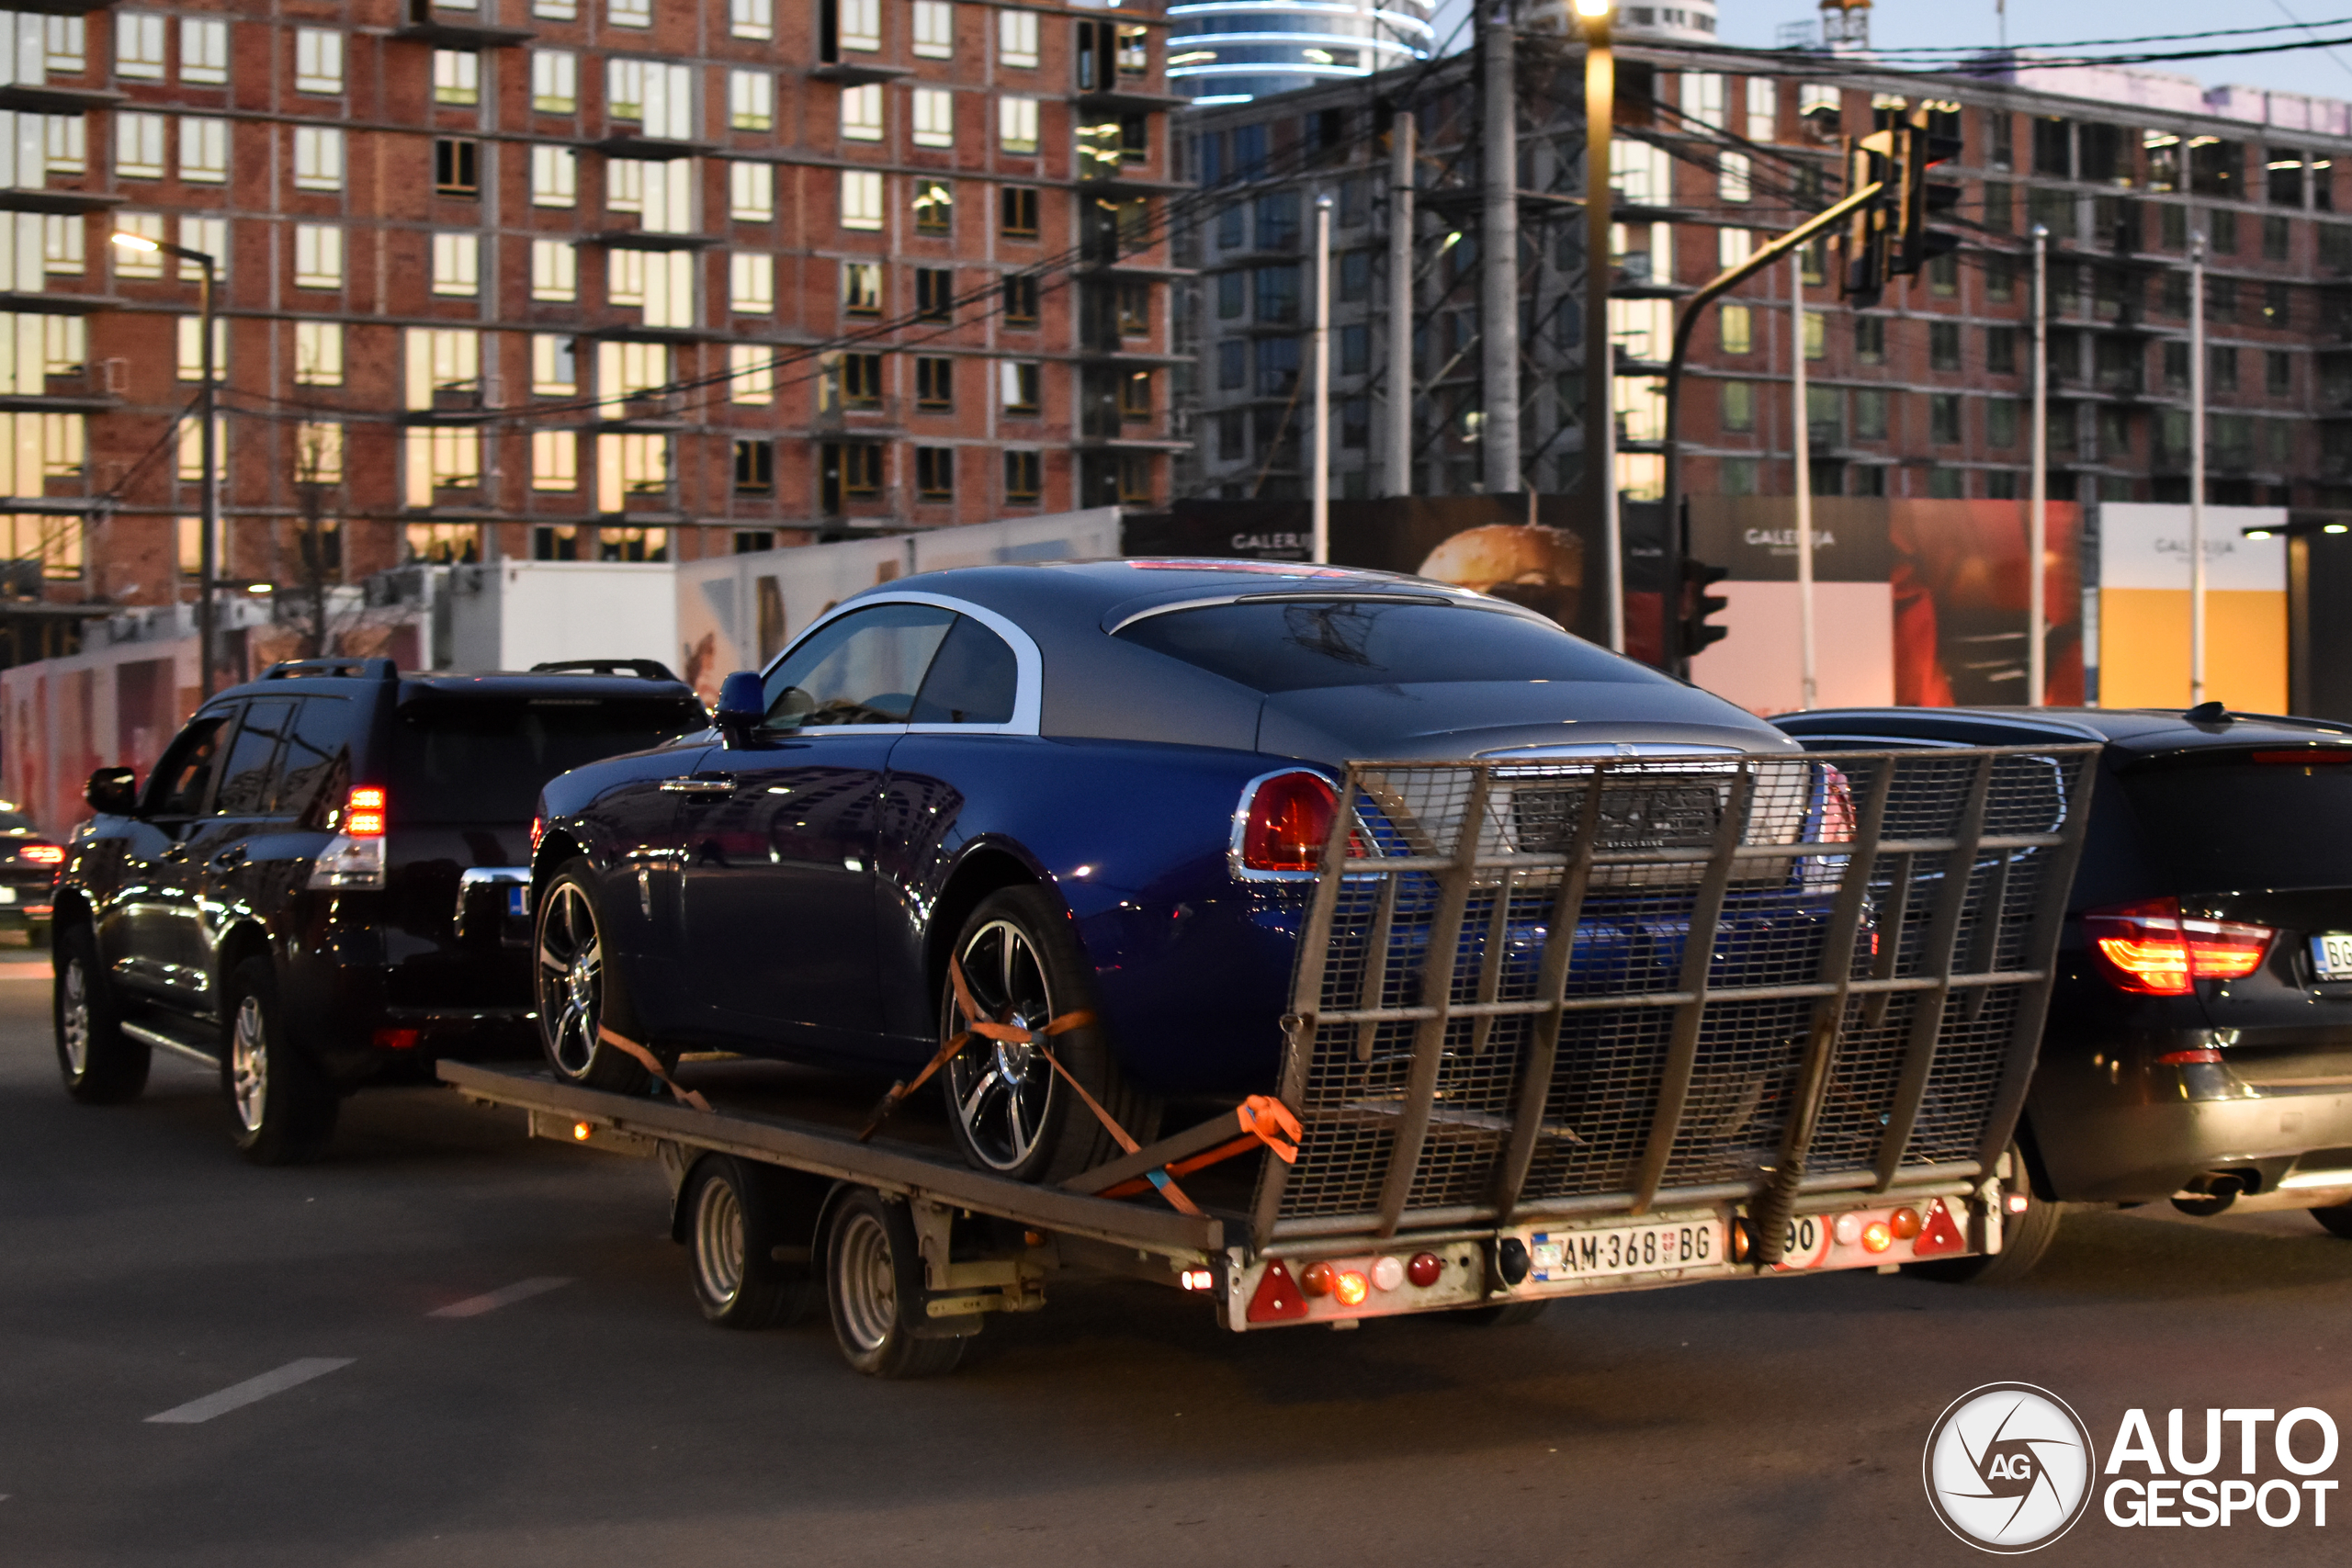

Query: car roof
[208,670,701,707]
[1771,705,2352,758]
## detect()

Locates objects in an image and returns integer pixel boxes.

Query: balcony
[391,0,532,48]
[0,187,121,217]
[575,230,718,252]
[0,367,119,415]
[808,60,913,86]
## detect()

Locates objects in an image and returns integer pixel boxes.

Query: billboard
[2095,503,2286,712]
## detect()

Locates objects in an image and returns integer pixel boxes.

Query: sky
[1426,1,2352,104]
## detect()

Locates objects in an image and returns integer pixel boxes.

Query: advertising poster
[2096,502,2287,713]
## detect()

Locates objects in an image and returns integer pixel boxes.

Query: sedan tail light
[1815,764,1856,843]
[2084,897,2274,995]
[1238,771,1340,874]
[18,842,62,867]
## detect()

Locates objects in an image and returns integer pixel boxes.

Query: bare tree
[287,421,342,660]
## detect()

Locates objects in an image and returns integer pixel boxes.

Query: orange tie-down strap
[855,955,1095,1145]
[1068,1095,1303,1204]
[596,1025,713,1113]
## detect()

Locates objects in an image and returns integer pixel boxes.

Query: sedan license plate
[2313,933,2352,980]
[1527,1219,1724,1283]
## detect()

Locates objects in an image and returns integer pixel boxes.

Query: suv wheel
[223,957,338,1165]
[534,859,650,1094]
[54,924,148,1104]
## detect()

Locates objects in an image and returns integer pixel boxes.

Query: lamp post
[1791,253,1815,709]
[1312,192,1333,562]
[112,230,220,698]
[1576,0,1619,651]
[2189,231,2208,706]
[2029,223,2047,708]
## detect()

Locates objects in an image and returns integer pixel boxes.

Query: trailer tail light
[1332,1269,1370,1307]
[2158,1047,2225,1065]
[2085,897,2273,995]
[18,842,62,866]
[1890,1206,1922,1241]
[371,1026,422,1051]
[345,785,388,838]
[1407,1252,1443,1288]
[1297,1260,1336,1297]
[1860,1221,1893,1254]
[1179,1268,1215,1292]
[1238,771,1340,874]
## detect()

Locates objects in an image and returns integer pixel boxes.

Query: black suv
[1777,704,2352,1279]
[51,657,707,1163]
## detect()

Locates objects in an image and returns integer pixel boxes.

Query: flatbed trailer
[441,745,2098,1376]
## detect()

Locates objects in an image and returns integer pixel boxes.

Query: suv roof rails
[528,658,682,682]
[261,658,397,682]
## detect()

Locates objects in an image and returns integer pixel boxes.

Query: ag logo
[1923,1383,2098,1552]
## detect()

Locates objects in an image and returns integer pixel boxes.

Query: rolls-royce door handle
[659,773,738,797]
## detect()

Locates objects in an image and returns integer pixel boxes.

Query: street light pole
[1383,109,1416,498]
[1791,254,1815,709]
[2030,223,2048,708]
[1312,192,1333,562]
[1578,0,1618,650]
[112,230,220,698]
[2189,231,2208,706]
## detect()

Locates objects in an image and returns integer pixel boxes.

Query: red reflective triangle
[1911,1198,1968,1258]
[1246,1259,1311,1323]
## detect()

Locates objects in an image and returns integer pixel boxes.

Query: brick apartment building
[0,0,1182,657]
[1174,37,2352,517]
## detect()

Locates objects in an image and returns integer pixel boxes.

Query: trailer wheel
[534,860,650,1095]
[939,885,1159,1185]
[1905,1145,2063,1284]
[55,924,148,1105]
[823,1189,963,1379]
[684,1155,811,1330]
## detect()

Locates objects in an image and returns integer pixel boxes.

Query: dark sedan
[528,559,1817,1184]
[0,800,62,943]
[1777,703,2352,1276]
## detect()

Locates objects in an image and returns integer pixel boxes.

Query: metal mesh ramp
[1249,746,2098,1258]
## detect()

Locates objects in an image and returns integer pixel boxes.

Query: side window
[214,699,298,816]
[763,603,956,728]
[277,697,360,822]
[144,712,233,816]
[908,615,1017,725]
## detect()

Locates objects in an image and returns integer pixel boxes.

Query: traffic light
[1679,557,1730,658]
[1890,107,1963,278]
[1842,130,1898,308]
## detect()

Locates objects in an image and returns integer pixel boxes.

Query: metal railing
[1250,747,2098,1262]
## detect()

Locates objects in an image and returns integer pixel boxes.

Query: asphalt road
[6,944,2352,1568]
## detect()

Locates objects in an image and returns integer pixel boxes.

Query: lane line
[427,1276,574,1319]
[144,1358,354,1425]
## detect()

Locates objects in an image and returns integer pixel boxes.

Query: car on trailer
[51,656,707,1163]
[1777,703,2352,1277]
[493,559,2094,1375]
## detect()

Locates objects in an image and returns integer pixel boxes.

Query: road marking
[144,1358,354,1425]
[427,1276,573,1319]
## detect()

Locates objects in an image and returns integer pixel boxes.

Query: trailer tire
[54,923,148,1104]
[1905,1148,2063,1284]
[823,1189,963,1379]
[684,1155,814,1330]
[1452,1301,1550,1327]
[533,859,651,1095]
[938,885,1159,1185]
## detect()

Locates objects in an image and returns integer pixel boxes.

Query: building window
[733,530,774,553]
[176,413,227,479]
[729,344,774,404]
[914,0,953,58]
[432,232,480,296]
[45,17,84,75]
[406,523,481,562]
[294,126,343,190]
[177,216,225,278]
[822,443,883,502]
[729,253,775,313]
[1718,151,1750,203]
[1004,449,1041,502]
[842,260,882,314]
[534,525,582,559]
[177,116,228,183]
[999,97,1038,155]
[42,215,81,276]
[913,179,953,234]
[1987,399,2018,446]
[435,138,479,197]
[1986,326,2017,374]
[915,446,954,502]
[912,87,953,148]
[1340,321,1367,373]
[840,83,882,141]
[2211,344,2238,392]
[532,333,577,393]
[294,223,342,288]
[295,321,343,385]
[1117,23,1148,73]
[1216,339,1243,389]
[531,239,577,301]
[608,0,651,28]
[1120,370,1151,420]
[838,0,881,51]
[176,315,226,379]
[116,112,164,178]
[1854,315,1885,364]
[1216,273,1242,319]
[1929,392,1961,444]
[732,70,775,131]
[173,17,226,84]
[424,428,482,491]
[599,526,668,561]
[46,116,85,176]
[531,145,577,207]
[1001,186,1038,237]
[1929,321,1961,372]
[1002,274,1037,325]
[116,13,164,78]
[730,0,772,40]
[1000,360,1040,413]
[300,28,345,93]
[915,355,953,408]
[433,50,479,105]
[1721,378,1754,432]
[1854,388,1888,441]
[599,339,673,400]
[2268,349,2292,396]
[531,50,576,112]
[998,8,1037,66]
[916,267,952,319]
[1719,303,1751,354]
[731,437,773,492]
[535,0,577,17]
[842,170,884,230]
[729,162,775,221]
[531,431,578,491]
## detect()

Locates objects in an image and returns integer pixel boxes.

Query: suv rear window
[1113,601,1665,694]
[2120,750,2352,889]
[392,697,701,823]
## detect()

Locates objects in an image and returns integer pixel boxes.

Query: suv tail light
[309,786,390,891]
[344,785,387,837]
[18,842,62,867]
[1238,772,1342,874]
[2084,897,2274,995]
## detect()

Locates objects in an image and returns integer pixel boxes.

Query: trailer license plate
[2313,934,2352,980]
[1527,1219,1723,1282]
